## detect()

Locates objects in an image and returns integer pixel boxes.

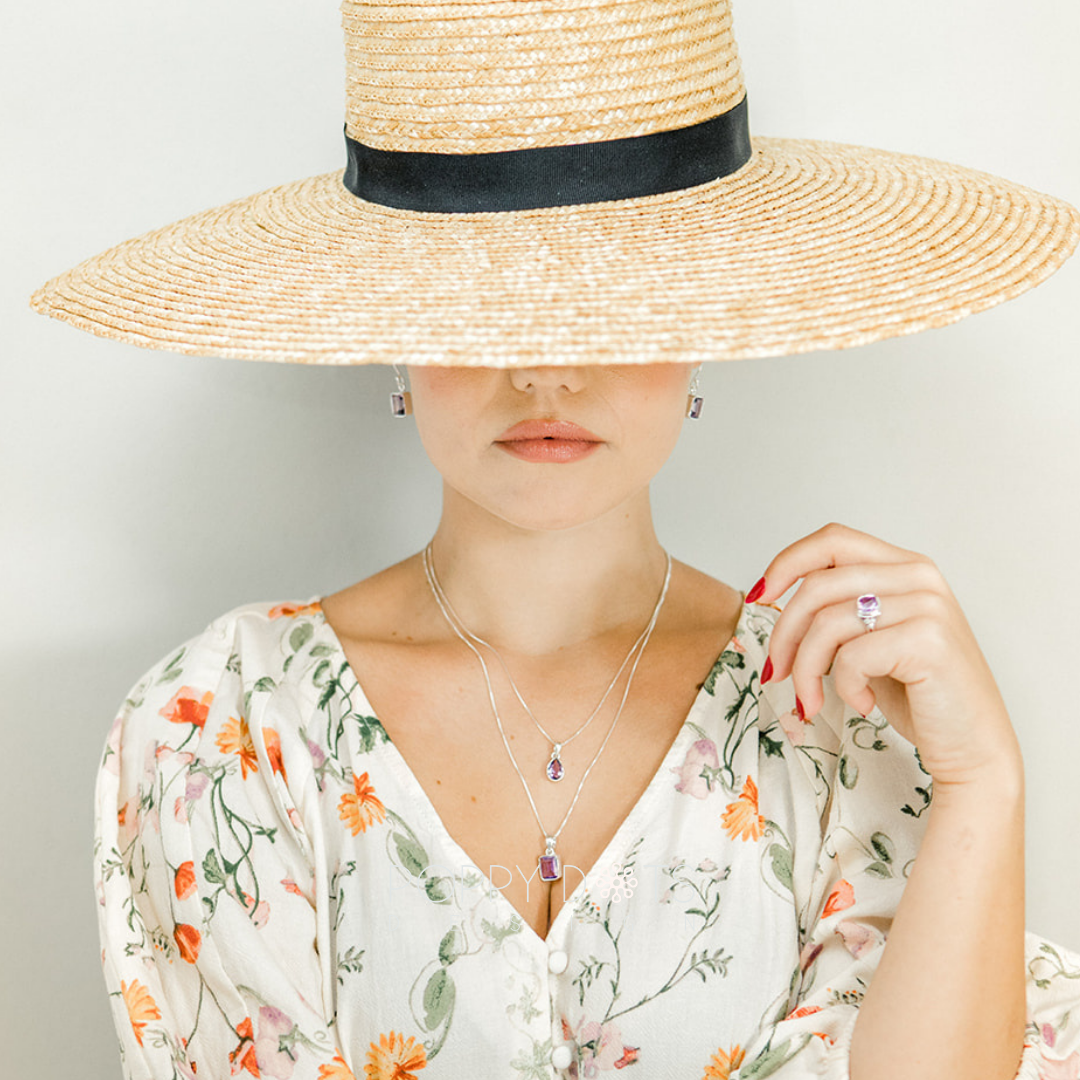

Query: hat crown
[342,0,745,154]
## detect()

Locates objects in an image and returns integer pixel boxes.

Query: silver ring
[856,593,881,631]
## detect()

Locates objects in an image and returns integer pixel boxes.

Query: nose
[507,365,588,394]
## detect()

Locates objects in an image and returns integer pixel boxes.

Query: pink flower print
[729,636,747,654]
[566,1019,637,1076]
[1043,1025,1057,1049]
[185,772,210,802]
[778,707,812,747]
[306,739,326,769]
[142,739,159,783]
[1037,1051,1080,1080]
[176,771,211,821]
[255,1005,296,1079]
[799,941,823,973]
[242,891,271,928]
[671,739,719,799]
[835,919,883,959]
[155,745,194,767]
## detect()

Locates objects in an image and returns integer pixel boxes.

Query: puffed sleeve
[93,612,353,1080]
[733,677,1080,1080]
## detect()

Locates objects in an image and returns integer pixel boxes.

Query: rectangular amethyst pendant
[539,852,562,882]
[390,390,412,418]
[686,394,704,420]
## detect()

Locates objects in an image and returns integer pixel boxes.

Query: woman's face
[408,363,695,532]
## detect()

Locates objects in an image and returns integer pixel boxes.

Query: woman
[35,1,1080,1078]
[88,361,1078,1080]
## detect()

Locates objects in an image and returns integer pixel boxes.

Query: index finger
[747,522,925,605]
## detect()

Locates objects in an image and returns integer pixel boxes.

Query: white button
[547,949,568,974]
[551,1044,573,1070]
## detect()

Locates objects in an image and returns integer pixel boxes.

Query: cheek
[408,369,493,467]
[616,366,693,454]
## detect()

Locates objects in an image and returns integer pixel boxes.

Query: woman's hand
[748,522,1023,792]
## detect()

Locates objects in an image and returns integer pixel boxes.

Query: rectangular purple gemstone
[539,853,562,882]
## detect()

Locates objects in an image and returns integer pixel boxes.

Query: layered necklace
[422,543,672,882]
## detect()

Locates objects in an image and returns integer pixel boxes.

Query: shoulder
[109,598,326,746]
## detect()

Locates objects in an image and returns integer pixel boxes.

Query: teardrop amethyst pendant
[545,751,565,782]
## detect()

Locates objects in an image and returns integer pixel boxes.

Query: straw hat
[30,0,1079,367]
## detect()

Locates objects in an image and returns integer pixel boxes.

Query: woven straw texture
[342,0,744,152]
[31,0,1080,366]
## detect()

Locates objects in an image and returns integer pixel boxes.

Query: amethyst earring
[685,366,704,419]
[390,364,412,417]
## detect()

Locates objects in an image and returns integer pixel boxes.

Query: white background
[2,1,1078,1075]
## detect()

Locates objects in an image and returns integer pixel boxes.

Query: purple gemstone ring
[856,593,881,631]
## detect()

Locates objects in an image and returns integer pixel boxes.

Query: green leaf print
[289,623,315,653]
[202,849,226,885]
[702,649,746,694]
[870,832,895,864]
[253,676,277,693]
[838,755,859,789]
[480,916,523,950]
[760,733,785,758]
[769,843,794,893]
[865,861,892,879]
[336,946,366,984]
[393,832,429,878]
[901,783,932,818]
[740,1037,804,1080]
[355,714,390,754]
[425,876,453,905]
[422,968,456,1030]
[438,927,465,967]
[510,1038,555,1080]
[156,648,186,686]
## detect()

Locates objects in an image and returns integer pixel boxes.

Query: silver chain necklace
[423,541,660,783]
[421,545,672,882]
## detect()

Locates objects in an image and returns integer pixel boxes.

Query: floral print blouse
[94,598,1080,1080]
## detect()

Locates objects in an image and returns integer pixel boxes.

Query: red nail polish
[760,656,773,684]
[795,696,805,721]
[745,577,766,604]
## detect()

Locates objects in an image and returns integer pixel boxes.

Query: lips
[494,419,602,463]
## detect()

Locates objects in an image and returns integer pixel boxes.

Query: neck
[427,485,669,657]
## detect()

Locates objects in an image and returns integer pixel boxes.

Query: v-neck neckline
[310,596,752,946]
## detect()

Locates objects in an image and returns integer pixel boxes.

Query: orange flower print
[120,980,161,1047]
[338,772,387,836]
[364,1032,427,1080]
[229,1017,260,1077]
[822,879,856,918]
[282,878,304,897]
[721,776,765,842]
[703,1044,745,1080]
[318,1052,358,1080]
[173,923,201,964]
[175,861,197,900]
[216,716,259,778]
[160,687,214,730]
[269,601,322,620]
[263,727,288,784]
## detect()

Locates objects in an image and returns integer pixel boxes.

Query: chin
[488,493,630,534]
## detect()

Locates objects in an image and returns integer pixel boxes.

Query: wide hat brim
[31,135,1079,367]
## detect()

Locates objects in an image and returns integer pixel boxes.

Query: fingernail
[760,656,773,684]
[745,577,766,605]
[795,696,805,721]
